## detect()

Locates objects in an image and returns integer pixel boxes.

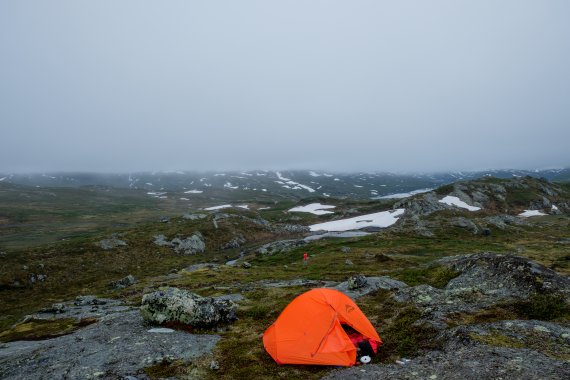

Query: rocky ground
[1,252,568,379]
[0,297,220,380]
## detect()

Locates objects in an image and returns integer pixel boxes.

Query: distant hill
[0,168,569,200]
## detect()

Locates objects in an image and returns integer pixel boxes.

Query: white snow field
[438,196,481,211]
[184,190,203,194]
[309,209,405,232]
[518,210,547,217]
[289,203,336,215]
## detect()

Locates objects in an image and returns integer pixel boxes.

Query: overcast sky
[1,1,569,173]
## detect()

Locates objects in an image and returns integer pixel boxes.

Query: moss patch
[0,317,97,343]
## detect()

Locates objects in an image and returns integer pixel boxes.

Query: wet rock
[347,274,368,290]
[140,287,237,328]
[256,239,306,255]
[109,274,136,289]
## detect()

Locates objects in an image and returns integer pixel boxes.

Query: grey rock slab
[323,345,570,380]
[0,310,220,380]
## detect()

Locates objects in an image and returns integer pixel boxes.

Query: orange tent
[263,288,382,366]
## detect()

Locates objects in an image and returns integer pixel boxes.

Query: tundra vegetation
[0,175,569,379]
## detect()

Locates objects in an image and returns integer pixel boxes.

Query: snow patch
[184,190,203,194]
[376,188,433,199]
[309,209,405,232]
[438,196,481,211]
[289,203,336,215]
[275,171,315,192]
[309,171,321,177]
[204,204,233,211]
[519,210,547,217]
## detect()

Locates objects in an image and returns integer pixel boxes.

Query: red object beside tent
[263,288,382,366]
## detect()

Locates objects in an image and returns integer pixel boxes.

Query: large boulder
[140,287,237,328]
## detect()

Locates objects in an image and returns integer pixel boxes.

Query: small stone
[345,259,353,266]
[148,328,175,333]
[430,375,437,379]
[210,360,220,370]
[341,246,351,253]
[242,262,252,269]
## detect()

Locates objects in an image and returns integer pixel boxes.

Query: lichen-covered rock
[347,274,368,290]
[171,233,206,254]
[153,234,173,247]
[256,239,306,255]
[154,233,206,254]
[110,274,136,289]
[394,192,449,216]
[140,287,237,328]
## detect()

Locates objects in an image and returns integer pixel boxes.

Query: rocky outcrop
[256,239,307,255]
[0,306,219,380]
[450,217,479,234]
[393,192,449,216]
[153,233,205,254]
[393,253,570,328]
[140,287,237,328]
[324,319,570,380]
[484,214,528,229]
